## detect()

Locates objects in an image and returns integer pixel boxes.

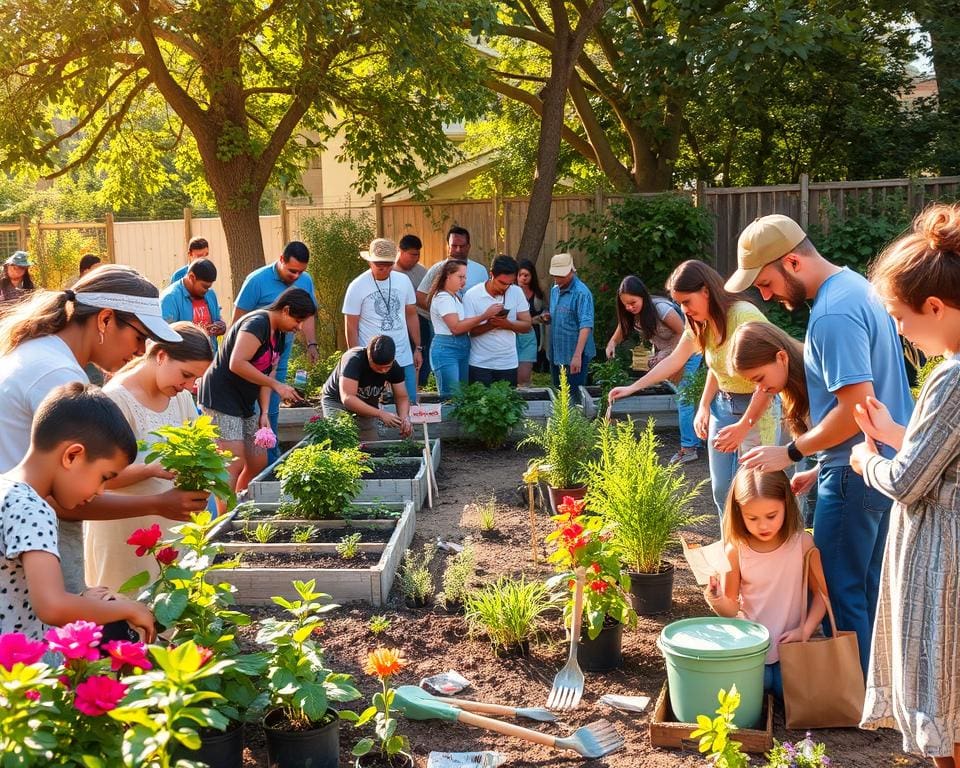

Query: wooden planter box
[276,405,320,443]
[247,440,433,511]
[649,682,774,754]
[208,501,415,606]
[579,382,679,427]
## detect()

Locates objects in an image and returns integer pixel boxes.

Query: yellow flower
[364,647,406,678]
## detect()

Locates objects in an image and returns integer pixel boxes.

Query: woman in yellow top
[609,260,776,514]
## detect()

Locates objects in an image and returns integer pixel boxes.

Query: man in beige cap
[343,237,421,403]
[726,213,914,674]
[547,253,595,401]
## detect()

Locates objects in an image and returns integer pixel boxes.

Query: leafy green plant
[450,381,526,449]
[368,614,392,635]
[676,358,708,408]
[439,545,476,609]
[476,496,497,532]
[304,410,360,450]
[245,521,279,544]
[519,367,596,488]
[291,525,318,544]
[287,348,343,398]
[275,440,371,519]
[336,532,363,560]
[585,418,707,573]
[397,543,435,605]
[145,415,236,511]
[589,356,631,415]
[464,576,551,654]
[690,685,750,768]
[913,355,944,399]
[343,648,410,762]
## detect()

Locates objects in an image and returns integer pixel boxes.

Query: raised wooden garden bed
[276,404,320,443]
[579,382,679,427]
[208,501,415,606]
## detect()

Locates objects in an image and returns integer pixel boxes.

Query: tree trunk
[219,203,269,298]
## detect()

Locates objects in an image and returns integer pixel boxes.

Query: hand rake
[393,686,624,758]
[547,567,585,711]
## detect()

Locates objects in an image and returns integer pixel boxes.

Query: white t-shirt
[342,271,416,367]
[0,336,89,595]
[0,477,60,638]
[462,283,525,370]
[430,291,464,336]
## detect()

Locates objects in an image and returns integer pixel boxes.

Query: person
[848,203,960,766]
[703,467,825,699]
[516,258,547,387]
[78,253,102,277]
[84,323,214,592]
[607,275,703,464]
[427,259,503,394]
[233,240,319,461]
[0,264,205,596]
[200,288,313,512]
[727,213,914,674]
[462,254,532,386]
[1,381,155,641]
[415,226,488,308]
[0,250,36,303]
[168,236,210,284]
[159,258,226,350]
[608,260,776,514]
[321,335,413,441]
[546,253,595,401]
[343,238,421,404]
[393,234,433,387]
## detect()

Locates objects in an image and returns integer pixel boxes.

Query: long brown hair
[117,321,213,375]
[723,468,803,547]
[0,264,158,356]
[666,260,740,350]
[731,322,808,437]
[426,259,466,307]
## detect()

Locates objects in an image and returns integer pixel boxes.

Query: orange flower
[364,647,407,678]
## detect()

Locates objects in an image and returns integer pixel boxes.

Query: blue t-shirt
[234,263,317,370]
[169,264,189,284]
[804,268,914,467]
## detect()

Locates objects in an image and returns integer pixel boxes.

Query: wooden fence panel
[502,196,596,277]
[380,199,496,267]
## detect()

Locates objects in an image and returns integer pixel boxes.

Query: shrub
[676,358,708,408]
[450,381,526,449]
[287,347,343,398]
[397,543,435,604]
[304,410,360,450]
[588,356,631,415]
[464,576,551,654]
[274,441,370,519]
[439,545,476,609]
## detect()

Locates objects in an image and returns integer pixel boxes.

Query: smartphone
[497,308,509,317]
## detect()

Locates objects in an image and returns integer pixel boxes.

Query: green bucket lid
[659,617,769,660]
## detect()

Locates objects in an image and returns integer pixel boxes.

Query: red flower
[559,522,584,541]
[196,645,214,667]
[588,580,610,593]
[155,546,178,566]
[566,536,587,556]
[590,562,602,574]
[24,689,40,701]
[127,524,163,557]
[103,641,152,673]
[309,415,322,423]
[557,496,585,519]
[74,676,127,716]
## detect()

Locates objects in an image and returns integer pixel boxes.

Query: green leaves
[153,589,190,627]
[274,441,370,519]
[450,381,527,449]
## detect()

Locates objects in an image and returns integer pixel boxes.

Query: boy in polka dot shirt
[0,382,155,640]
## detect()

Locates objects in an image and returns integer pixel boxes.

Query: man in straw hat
[343,237,421,403]
[726,213,913,673]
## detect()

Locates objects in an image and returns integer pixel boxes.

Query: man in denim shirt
[547,253,595,402]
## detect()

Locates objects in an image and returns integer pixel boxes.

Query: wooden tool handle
[455,710,557,747]
[436,697,518,718]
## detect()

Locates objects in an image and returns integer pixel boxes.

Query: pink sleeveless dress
[738,532,805,663]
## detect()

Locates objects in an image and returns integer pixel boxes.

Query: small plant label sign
[409,403,442,424]
[680,535,731,585]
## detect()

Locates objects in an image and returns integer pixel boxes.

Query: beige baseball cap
[725,215,807,293]
[549,252,575,276]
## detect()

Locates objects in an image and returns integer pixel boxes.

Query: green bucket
[657,617,769,727]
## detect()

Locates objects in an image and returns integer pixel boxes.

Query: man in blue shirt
[727,214,914,674]
[169,236,210,285]
[233,241,319,460]
[159,258,225,351]
[415,225,488,306]
[547,253,595,403]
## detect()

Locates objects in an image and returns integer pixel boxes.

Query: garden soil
[241,437,926,768]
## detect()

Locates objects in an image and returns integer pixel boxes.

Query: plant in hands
[342,648,411,763]
[145,415,236,511]
[275,440,371,519]
[254,427,278,450]
[544,495,637,640]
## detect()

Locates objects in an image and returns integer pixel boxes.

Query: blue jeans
[267,354,290,464]
[551,357,590,405]
[764,662,783,700]
[707,391,754,515]
[403,363,418,405]
[677,354,703,450]
[430,334,470,396]
[813,465,891,674]
[417,316,433,387]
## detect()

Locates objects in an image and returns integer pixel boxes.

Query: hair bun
[63,289,76,302]
[917,203,960,255]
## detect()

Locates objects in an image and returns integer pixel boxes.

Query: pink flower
[155,546,178,566]
[74,676,127,716]
[127,524,163,556]
[253,427,277,449]
[24,689,40,701]
[44,621,102,662]
[309,415,322,423]
[103,641,152,673]
[0,633,47,670]
[197,645,214,667]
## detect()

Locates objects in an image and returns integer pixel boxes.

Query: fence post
[799,173,810,229]
[183,207,192,251]
[491,191,500,253]
[695,180,707,208]
[104,212,115,263]
[279,199,289,244]
[374,193,384,237]
[594,187,604,211]
[18,214,29,251]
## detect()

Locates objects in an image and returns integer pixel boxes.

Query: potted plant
[519,367,596,512]
[275,440,371,518]
[256,579,361,768]
[544,496,637,672]
[585,418,707,614]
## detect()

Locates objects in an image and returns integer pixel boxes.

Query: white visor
[73,291,182,342]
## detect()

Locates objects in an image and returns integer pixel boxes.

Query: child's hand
[790,467,818,496]
[854,396,899,445]
[120,599,156,643]
[850,438,878,476]
[703,574,721,601]
[778,627,805,645]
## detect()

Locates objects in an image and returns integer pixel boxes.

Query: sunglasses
[115,315,155,343]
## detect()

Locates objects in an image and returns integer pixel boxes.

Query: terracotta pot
[628,561,675,616]
[546,484,586,515]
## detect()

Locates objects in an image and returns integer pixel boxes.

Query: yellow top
[681,300,770,394]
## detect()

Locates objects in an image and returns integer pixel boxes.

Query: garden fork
[547,567,585,711]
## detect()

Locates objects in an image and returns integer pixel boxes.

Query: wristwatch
[786,440,804,462]
[415,346,423,352]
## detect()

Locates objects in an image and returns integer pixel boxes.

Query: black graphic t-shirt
[321,347,405,407]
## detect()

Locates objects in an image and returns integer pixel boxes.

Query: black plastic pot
[546,485,586,515]
[577,618,623,672]
[628,561,675,616]
[263,709,339,768]
[174,723,244,768]
[354,752,414,768]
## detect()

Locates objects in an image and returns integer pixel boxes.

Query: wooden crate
[207,501,416,606]
[649,682,774,754]
[579,383,679,427]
